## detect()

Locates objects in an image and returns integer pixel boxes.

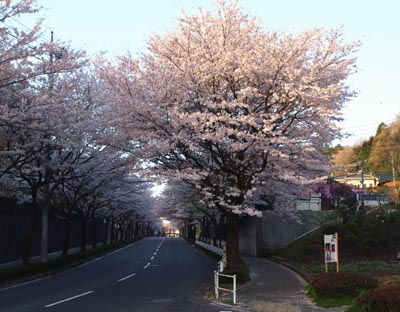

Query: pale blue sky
[20,0,400,146]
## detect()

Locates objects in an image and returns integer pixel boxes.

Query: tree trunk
[62,218,71,257]
[218,213,225,248]
[22,192,39,265]
[225,209,240,272]
[110,218,115,244]
[80,217,87,252]
[212,217,218,247]
[392,155,396,188]
[62,204,74,257]
[103,216,110,246]
[91,210,97,249]
[40,197,49,263]
[134,221,140,239]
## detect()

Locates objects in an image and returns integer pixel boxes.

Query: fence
[195,240,236,304]
[214,271,237,305]
[195,240,225,257]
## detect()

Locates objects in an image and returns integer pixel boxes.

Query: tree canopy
[97,1,360,270]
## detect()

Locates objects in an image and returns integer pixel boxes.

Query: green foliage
[322,223,341,235]
[343,233,360,248]
[311,272,378,298]
[306,260,400,274]
[342,221,359,236]
[324,144,344,157]
[275,204,400,264]
[306,284,357,308]
[356,285,400,312]
[275,236,319,262]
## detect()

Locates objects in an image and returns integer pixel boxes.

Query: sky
[15,0,400,146]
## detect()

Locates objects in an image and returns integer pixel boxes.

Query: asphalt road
[0,237,219,312]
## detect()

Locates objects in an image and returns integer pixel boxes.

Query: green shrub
[356,285,400,312]
[343,233,360,247]
[342,221,359,236]
[322,224,340,235]
[311,272,378,298]
[362,238,379,248]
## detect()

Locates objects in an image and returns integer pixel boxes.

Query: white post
[214,271,219,299]
[233,274,237,305]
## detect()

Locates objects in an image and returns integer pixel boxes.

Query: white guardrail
[195,240,225,257]
[214,271,237,304]
[195,240,237,305]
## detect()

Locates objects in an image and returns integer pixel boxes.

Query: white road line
[150,299,173,303]
[1,276,52,291]
[44,291,94,308]
[118,273,136,282]
[106,248,123,256]
[154,252,157,255]
[143,262,151,269]
[74,256,103,269]
[151,256,155,260]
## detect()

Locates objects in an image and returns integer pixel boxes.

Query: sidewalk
[234,256,348,312]
[0,245,92,269]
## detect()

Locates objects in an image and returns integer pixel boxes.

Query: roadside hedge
[356,285,400,312]
[311,272,378,298]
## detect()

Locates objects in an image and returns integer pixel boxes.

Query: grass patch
[305,260,400,274]
[305,285,355,308]
[0,240,138,286]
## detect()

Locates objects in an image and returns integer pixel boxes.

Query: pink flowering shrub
[356,285,400,312]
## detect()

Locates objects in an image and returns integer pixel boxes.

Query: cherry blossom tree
[99,1,360,273]
[0,0,93,263]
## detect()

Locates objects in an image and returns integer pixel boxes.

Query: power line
[2,28,45,62]
[0,0,24,22]
[8,16,55,45]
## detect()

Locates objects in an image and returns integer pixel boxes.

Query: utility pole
[40,31,54,263]
[358,162,366,221]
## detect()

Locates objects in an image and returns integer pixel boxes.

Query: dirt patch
[377,274,400,287]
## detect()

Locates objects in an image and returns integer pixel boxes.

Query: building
[332,173,379,189]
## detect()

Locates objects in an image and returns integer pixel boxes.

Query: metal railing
[214,271,237,305]
[195,240,225,257]
[195,240,236,304]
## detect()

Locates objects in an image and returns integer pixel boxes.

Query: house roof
[333,173,378,180]
[374,173,393,183]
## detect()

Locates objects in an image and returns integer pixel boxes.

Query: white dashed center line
[118,273,136,282]
[144,262,151,269]
[44,291,94,308]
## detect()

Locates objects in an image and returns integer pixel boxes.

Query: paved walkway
[232,257,348,312]
[0,245,93,269]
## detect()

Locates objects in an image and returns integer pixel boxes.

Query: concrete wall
[238,210,335,255]
[238,216,262,256]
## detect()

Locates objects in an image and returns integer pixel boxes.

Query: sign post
[324,232,339,273]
